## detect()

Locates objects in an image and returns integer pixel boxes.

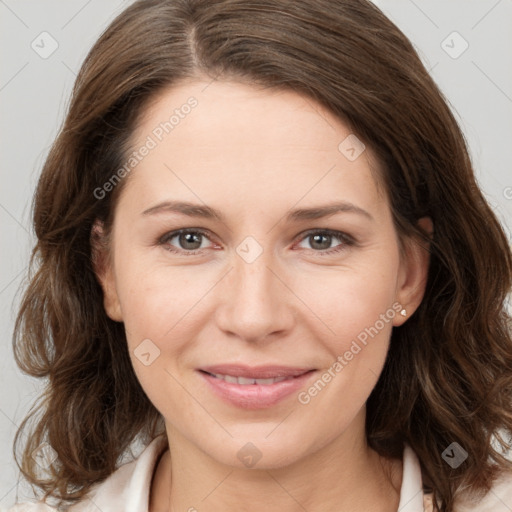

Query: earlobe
[393,216,433,326]
[90,220,123,322]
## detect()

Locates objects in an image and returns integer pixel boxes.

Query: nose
[214,247,295,344]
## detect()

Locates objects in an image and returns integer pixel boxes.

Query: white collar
[398,444,429,511]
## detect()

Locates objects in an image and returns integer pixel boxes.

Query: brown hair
[13,0,512,510]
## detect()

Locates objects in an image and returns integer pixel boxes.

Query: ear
[91,220,123,322]
[393,216,433,326]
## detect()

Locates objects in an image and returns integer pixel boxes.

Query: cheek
[289,260,399,419]
[292,260,398,351]
[294,277,397,436]
[114,251,205,341]
[116,264,201,414]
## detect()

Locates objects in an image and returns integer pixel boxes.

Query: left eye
[294,229,354,255]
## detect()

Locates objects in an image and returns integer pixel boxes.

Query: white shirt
[4,434,512,512]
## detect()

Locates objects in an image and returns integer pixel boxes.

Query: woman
[6,0,512,511]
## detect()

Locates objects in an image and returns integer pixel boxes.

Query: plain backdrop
[1,0,511,506]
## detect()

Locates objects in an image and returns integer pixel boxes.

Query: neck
[150,414,403,512]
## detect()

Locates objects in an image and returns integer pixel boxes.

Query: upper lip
[199,364,315,379]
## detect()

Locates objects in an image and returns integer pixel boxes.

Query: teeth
[238,376,257,385]
[212,373,292,385]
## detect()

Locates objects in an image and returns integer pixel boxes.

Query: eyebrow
[142,200,374,222]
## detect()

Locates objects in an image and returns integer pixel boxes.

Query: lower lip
[198,370,316,409]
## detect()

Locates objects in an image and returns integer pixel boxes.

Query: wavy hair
[12,0,512,510]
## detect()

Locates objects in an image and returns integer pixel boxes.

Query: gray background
[1,0,511,506]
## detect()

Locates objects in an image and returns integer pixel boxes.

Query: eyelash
[158,228,356,257]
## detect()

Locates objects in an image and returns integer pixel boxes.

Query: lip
[197,364,316,409]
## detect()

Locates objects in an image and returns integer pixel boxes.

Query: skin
[94,78,432,512]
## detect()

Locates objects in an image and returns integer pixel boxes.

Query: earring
[400,309,407,317]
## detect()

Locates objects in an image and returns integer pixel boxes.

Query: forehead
[136,79,362,155]
[120,79,387,219]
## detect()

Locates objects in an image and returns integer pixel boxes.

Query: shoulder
[454,468,512,512]
[455,440,512,511]
[3,434,168,512]
[406,439,512,512]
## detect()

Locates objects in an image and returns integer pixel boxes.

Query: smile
[197,366,317,409]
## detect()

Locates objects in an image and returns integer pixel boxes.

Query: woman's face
[96,79,430,469]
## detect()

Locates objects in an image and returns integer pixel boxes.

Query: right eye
[159,228,216,255]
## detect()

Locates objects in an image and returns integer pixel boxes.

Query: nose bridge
[235,244,275,299]
[215,239,293,342]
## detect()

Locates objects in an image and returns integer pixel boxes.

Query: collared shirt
[3,435,512,512]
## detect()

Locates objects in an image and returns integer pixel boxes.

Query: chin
[200,431,315,471]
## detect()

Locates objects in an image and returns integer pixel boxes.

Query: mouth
[200,372,299,385]
[197,365,317,409]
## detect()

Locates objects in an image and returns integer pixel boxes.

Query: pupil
[181,233,201,250]
[312,234,331,250]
